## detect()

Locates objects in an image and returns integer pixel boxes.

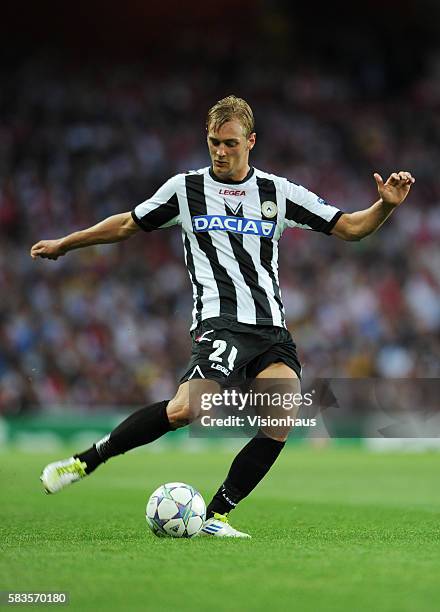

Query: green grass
[2,445,440,611]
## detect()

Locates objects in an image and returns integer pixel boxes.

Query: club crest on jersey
[192,215,275,238]
[261,201,277,218]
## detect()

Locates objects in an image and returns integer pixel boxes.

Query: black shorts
[179,317,302,386]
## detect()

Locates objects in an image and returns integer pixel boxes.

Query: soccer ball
[146,482,206,538]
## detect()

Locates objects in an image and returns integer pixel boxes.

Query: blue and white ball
[146,482,206,538]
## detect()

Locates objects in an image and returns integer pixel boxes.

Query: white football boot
[40,457,87,494]
[200,512,251,538]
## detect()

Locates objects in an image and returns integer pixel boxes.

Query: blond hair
[206,95,255,137]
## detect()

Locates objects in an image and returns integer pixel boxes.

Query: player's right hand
[30,239,66,260]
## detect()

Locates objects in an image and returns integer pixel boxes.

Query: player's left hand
[373,171,415,207]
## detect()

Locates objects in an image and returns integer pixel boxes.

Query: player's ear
[248,132,256,150]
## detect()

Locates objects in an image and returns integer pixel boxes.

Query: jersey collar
[209,166,254,185]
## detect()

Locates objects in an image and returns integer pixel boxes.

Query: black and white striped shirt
[132,166,342,330]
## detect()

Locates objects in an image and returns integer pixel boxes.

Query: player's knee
[167,380,218,428]
[261,426,291,443]
[167,400,200,428]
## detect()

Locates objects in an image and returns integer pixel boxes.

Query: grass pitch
[2,444,440,611]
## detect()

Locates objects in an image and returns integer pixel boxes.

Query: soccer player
[31,96,415,537]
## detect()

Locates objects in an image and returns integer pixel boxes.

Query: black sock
[206,431,285,518]
[75,400,171,474]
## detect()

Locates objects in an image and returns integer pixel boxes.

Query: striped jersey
[131,166,342,330]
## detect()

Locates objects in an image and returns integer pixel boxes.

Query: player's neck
[231,164,251,182]
[210,164,253,184]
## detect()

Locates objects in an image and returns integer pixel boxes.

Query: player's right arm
[31,174,182,261]
[30,212,139,260]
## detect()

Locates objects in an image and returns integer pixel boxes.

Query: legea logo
[192,215,275,238]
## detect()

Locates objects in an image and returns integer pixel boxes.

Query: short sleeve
[282,179,343,235]
[131,175,181,232]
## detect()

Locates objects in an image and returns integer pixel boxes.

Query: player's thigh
[253,362,300,441]
[167,379,220,427]
[256,361,299,381]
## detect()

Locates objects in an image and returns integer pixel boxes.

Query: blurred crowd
[1,52,440,414]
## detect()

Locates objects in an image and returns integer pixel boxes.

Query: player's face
[207,119,256,182]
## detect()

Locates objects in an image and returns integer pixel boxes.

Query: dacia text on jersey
[192,215,275,238]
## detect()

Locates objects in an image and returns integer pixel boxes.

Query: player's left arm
[331,171,415,241]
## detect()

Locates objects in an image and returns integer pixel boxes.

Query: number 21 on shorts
[208,340,238,371]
